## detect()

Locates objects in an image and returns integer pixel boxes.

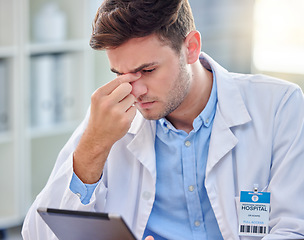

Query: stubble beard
[140,55,191,120]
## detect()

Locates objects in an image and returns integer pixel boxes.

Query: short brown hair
[89,0,196,53]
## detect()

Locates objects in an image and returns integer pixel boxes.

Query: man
[22,0,304,239]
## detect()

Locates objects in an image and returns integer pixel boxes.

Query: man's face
[106,35,192,120]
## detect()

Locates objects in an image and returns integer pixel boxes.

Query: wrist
[73,140,110,184]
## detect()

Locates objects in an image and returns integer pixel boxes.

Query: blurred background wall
[189,0,304,89]
[190,0,255,74]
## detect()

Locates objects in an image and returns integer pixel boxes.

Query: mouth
[135,101,156,109]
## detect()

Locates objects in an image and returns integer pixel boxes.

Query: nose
[130,79,147,99]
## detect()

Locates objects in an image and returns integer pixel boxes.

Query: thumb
[145,236,154,240]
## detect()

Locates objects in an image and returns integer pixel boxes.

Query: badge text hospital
[238,190,271,237]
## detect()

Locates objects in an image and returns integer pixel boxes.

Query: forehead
[106,35,175,73]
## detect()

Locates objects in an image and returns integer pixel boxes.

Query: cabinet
[0,0,103,228]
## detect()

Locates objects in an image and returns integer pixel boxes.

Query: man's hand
[145,236,154,240]
[73,73,141,184]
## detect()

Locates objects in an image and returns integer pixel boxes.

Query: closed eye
[142,68,155,74]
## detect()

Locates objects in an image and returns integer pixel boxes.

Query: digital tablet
[37,208,137,240]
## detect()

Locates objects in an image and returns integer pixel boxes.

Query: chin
[138,109,164,121]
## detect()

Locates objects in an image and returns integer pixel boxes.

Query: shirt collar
[198,66,217,128]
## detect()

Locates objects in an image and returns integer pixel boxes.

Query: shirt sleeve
[69,172,100,205]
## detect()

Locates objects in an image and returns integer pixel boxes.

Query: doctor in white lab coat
[22,0,304,238]
[22,52,304,239]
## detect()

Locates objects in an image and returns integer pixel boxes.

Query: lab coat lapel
[206,109,238,173]
[203,53,252,172]
[127,112,157,183]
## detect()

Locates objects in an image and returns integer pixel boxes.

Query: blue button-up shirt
[142,71,223,240]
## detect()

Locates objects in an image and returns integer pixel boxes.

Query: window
[253,0,304,74]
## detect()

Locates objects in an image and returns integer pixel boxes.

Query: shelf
[0,47,17,58]
[0,216,23,230]
[28,39,89,55]
[0,0,96,231]
[0,131,13,144]
[29,120,81,139]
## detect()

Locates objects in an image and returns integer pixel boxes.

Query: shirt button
[142,191,152,200]
[76,193,81,198]
[188,185,195,192]
[194,221,201,227]
[205,118,209,124]
[185,141,191,147]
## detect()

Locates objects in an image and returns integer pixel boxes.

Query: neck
[166,60,213,133]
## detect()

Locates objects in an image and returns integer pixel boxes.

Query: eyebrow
[111,62,158,75]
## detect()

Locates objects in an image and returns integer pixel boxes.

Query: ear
[184,31,201,64]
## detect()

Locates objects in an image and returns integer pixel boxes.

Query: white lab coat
[22,54,304,240]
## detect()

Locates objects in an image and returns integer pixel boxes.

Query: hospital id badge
[238,190,270,237]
